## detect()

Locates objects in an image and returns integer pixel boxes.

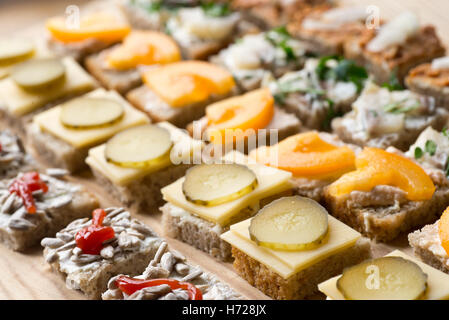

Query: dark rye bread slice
[0,174,99,251]
[231,237,371,300]
[409,222,449,274]
[324,186,449,243]
[27,122,90,174]
[126,85,237,128]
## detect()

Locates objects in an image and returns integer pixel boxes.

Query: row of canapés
[1,0,449,300]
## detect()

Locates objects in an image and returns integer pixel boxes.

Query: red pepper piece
[0,143,2,152]
[8,171,48,214]
[116,276,203,300]
[75,209,115,255]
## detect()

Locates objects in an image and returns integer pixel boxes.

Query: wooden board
[0,0,447,300]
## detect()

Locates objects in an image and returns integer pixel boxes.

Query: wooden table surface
[0,0,447,300]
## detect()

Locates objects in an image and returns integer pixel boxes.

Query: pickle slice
[182,164,258,206]
[60,97,124,129]
[11,58,65,90]
[105,124,173,169]
[249,196,328,251]
[0,39,34,64]
[337,256,428,300]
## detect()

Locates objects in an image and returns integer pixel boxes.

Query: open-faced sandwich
[85,30,181,95]
[0,56,97,136]
[41,207,162,299]
[188,88,301,153]
[102,241,241,300]
[210,26,309,92]
[406,56,449,110]
[161,150,293,261]
[86,122,203,213]
[331,81,448,151]
[267,56,367,130]
[0,170,98,251]
[126,60,237,127]
[344,11,445,85]
[319,250,449,300]
[221,195,371,299]
[28,88,149,173]
[323,146,448,242]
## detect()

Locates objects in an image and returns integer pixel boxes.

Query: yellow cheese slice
[161,151,293,226]
[85,122,203,186]
[33,88,149,148]
[0,40,54,80]
[0,57,96,116]
[318,250,449,300]
[221,216,361,279]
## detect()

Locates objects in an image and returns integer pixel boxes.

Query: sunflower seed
[149,242,168,266]
[126,229,144,240]
[128,285,172,300]
[55,240,76,252]
[102,289,122,300]
[171,249,186,262]
[100,246,114,259]
[56,232,73,242]
[72,247,82,256]
[102,236,116,246]
[71,254,101,264]
[182,268,203,282]
[174,263,190,276]
[107,275,121,290]
[159,292,178,300]
[173,288,190,300]
[1,194,16,214]
[8,218,35,230]
[46,194,72,209]
[41,237,64,248]
[160,252,176,273]
[45,251,59,263]
[106,208,125,219]
[130,223,154,236]
[143,266,170,279]
[46,168,69,177]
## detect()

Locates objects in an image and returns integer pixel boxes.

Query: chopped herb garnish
[265,26,296,62]
[443,127,449,138]
[315,55,368,92]
[322,99,341,130]
[383,99,419,114]
[414,147,423,159]
[201,1,231,17]
[425,140,437,156]
[445,156,449,177]
[274,92,286,105]
[381,69,404,91]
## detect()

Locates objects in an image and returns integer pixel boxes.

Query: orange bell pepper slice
[439,207,449,256]
[250,132,356,179]
[142,61,235,107]
[46,12,130,43]
[206,88,274,145]
[107,31,181,70]
[327,147,435,201]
